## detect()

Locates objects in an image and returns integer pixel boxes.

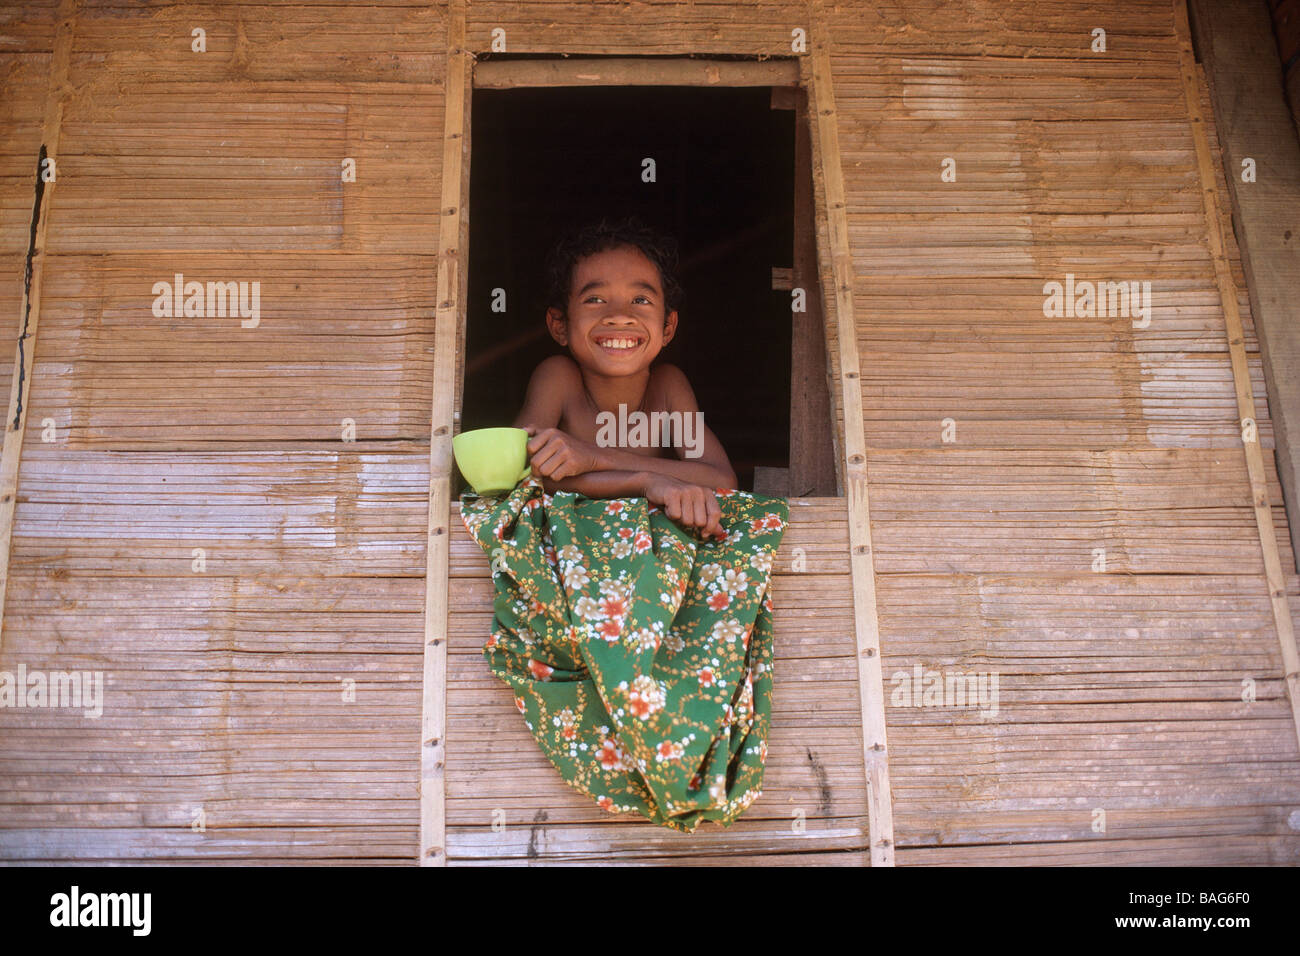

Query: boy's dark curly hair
[543,215,684,320]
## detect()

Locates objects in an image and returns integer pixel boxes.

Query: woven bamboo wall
[0,0,441,863]
[1,0,1297,864]
[812,1,1300,863]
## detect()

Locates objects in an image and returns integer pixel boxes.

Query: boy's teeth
[598,337,639,350]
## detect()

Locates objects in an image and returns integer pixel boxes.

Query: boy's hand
[523,425,608,481]
[642,473,726,540]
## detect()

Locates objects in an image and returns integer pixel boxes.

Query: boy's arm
[592,364,738,490]
[509,357,722,534]
[541,468,726,540]
[540,470,649,498]
[515,358,734,494]
[513,358,648,497]
[511,355,574,432]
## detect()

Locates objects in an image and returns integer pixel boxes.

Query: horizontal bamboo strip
[451,849,869,867]
[898,834,1300,866]
[474,57,798,89]
[0,826,418,863]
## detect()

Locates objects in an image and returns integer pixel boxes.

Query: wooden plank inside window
[473,57,799,89]
[789,84,838,496]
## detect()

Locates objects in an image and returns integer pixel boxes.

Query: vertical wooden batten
[1173,0,1300,744]
[804,10,896,866]
[1188,0,1300,578]
[0,0,77,650]
[421,0,472,867]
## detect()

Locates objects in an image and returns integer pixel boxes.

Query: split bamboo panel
[814,0,1300,862]
[27,254,435,448]
[0,448,429,861]
[68,1,436,86]
[463,0,1180,62]
[0,2,60,59]
[0,2,444,862]
[445,497,869,865]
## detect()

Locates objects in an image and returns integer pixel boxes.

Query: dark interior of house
[461,82,796,493]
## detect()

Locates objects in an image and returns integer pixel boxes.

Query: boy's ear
[661,309,679,346]
[545,306,568,346]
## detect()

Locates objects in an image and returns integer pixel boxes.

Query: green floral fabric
[459,477,789,833]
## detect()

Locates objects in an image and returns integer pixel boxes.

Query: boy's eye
[582,295,653,305]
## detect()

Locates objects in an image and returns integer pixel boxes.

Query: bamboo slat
[474,57,798,89]
[808,2,894,866]
[811,0,1300,865]
[420,0,470,868]
[898,835,1300,867]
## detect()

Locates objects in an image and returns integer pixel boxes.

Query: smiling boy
[513,218,737,539]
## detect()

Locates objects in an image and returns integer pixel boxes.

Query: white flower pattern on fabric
[563,565,590,591]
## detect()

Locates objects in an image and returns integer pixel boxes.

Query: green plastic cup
[452,426,533,495]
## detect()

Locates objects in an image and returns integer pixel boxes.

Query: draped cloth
[459,478,788,833]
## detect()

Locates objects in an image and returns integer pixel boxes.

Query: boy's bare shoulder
[651,360,686,384]
[651,361,698,406]
[532,353,583,385]
[515,354,584,429]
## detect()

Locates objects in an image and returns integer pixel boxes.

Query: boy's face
[546,244,678,377]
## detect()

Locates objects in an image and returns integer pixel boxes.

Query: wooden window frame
[422,47,892,867]
[465,55,842,496]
